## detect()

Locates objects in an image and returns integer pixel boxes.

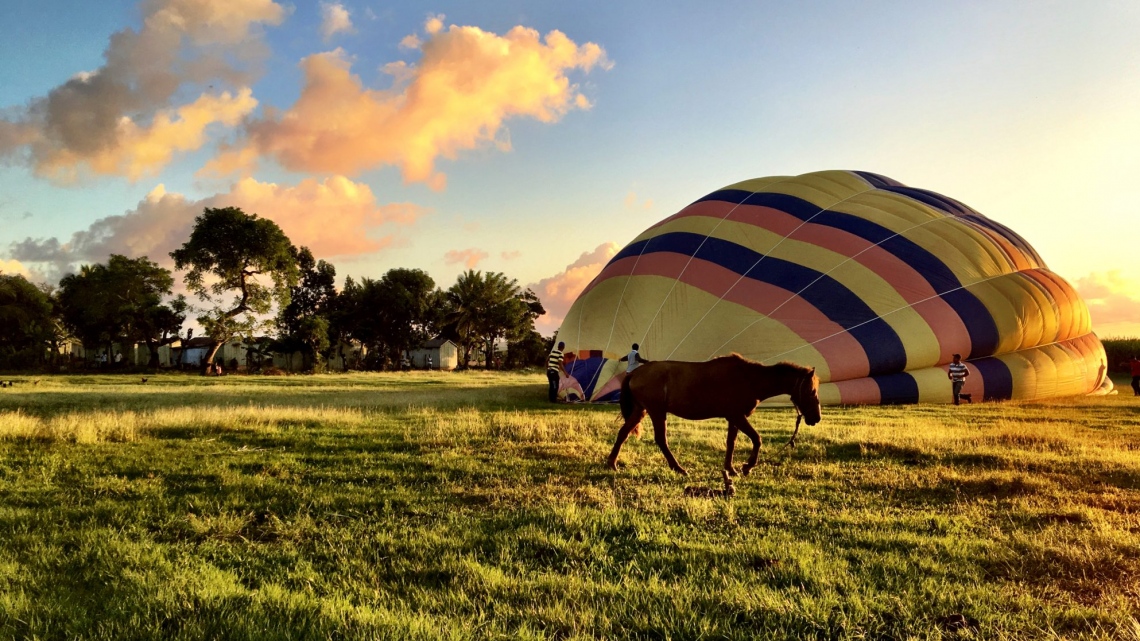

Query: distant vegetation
[1100,337,1140,373]
[0,206,549,373]
[0,372,1137,639]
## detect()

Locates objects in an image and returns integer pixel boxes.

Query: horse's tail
[620,372,634,420]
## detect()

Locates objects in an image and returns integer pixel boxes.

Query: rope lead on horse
[785,413,803,449]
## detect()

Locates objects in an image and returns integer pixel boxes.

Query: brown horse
[607,354,821,476]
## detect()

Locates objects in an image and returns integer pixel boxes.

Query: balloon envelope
[556,170,1110,404]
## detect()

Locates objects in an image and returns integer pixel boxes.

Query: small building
[409,338,458,370]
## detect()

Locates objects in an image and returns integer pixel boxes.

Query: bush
[1101,337,1140,372]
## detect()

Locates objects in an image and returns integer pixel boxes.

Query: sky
[1,0,1139,337]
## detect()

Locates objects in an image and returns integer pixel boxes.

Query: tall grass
[0,372,1137,639]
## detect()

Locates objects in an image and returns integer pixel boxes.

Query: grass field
[0,371,1138,640]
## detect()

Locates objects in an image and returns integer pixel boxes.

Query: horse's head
[791,368,821,426]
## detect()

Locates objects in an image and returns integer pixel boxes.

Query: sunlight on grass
[0,372,1137,639]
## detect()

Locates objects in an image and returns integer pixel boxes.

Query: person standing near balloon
[547,341,566,402]
[619,343,649,373]
[1130,356,1140,396]
[948,354,972,405]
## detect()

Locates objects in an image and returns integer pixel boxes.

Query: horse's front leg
[607,408,645,470]
[737,416,762,475]
[724,419,740,476]
[649,411,687,475]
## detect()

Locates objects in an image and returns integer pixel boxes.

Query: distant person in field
[618,343,649,373]
[948,354,972,405]
[1131,356,1140,396]
[547,341,566,402]
[427,355,433,370]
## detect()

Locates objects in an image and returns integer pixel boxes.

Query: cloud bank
[529,242,618,335]
[1077,271,1140,337]
[8,176,425,280]
[205,15,610,189]
[0,0,284,182]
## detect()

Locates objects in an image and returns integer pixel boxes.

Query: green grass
[0,371,1138,640]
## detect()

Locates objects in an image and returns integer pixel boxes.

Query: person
[618,343,648,373]
[547,341,565,402]
[402,355,411,370]
[426,355,433,370]
[1131,356,1140,396]
[948,353,972,405]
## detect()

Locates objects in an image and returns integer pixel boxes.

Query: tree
[334,269,441,370]
[0,273,55,369]
[170,207,299,370]
[276,247,337,371]
[505,329,551,369]
[56,255,185,367]
[443,271,544,369]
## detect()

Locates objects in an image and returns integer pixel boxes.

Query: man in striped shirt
[547,342,565,402]
[948,353,972,405]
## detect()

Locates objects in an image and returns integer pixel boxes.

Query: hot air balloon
[555,170,1110,405]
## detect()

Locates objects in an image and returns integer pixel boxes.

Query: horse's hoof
[725,467,739,477]
[606,458,620,471]
[741,464,754,476]
[672,465,688,476]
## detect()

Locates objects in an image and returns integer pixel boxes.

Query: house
[409,338,458,370]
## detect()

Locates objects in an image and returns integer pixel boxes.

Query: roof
[417,338,456,349]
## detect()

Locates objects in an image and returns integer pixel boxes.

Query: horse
[606,354,821,476]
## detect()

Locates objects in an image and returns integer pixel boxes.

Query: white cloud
[320,2,354,40]
[528,242,619,335]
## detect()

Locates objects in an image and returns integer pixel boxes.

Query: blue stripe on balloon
[852,170,904,188]
[873,372,920,404]
[970,357,1014,401]
[612,231,908,376]
[691,189,1001,357]
[880,185,1044,265]
[565,356,607,399]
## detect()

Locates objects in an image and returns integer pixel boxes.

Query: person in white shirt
[619,343,649,374]
[947,353,972,405]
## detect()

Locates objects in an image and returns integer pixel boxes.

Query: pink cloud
[6,176,426,280]
[0,259,30,278]
[528,241,618,335]
[444,248,490,269]
[1077,271,1140,337]
[501,250,521,260]
[0,0,284,182]
[203,19,610,187]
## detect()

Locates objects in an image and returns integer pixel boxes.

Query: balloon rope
[636,177,807,355]
[704,210,960,360]
[580,231,656,397]
[663,179,875,361]
[760,268,1052,364]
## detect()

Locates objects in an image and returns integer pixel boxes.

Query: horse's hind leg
[607,407,646,470]
[724,420,740,476]
[649,410,687,476]
[736,416,762,476]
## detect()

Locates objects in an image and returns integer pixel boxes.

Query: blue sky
[1,1,1138,335]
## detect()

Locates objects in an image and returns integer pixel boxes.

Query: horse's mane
[714,353,813,376]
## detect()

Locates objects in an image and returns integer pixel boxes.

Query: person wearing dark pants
[948,353,972,405]
[547,341,565,402]
[1130,357,1140,396]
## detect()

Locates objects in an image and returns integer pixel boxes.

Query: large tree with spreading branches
[170,207,299,370]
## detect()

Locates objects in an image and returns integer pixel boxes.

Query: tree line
[0,207,550,372]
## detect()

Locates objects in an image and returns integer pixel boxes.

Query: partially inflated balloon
[556,170,1110,404]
